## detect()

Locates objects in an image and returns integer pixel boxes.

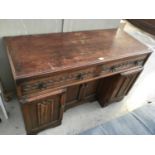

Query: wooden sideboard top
[4,29,151,80]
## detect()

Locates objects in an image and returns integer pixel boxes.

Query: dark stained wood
[19,66,96,97]
[128,19,155,35]
[84,80,100,100]
[66,85,81,106]
[4,29,152,134]
[4,29,149,80]
[97,67,143,107]
[22,89,66,134]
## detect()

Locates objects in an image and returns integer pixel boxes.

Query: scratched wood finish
[4,29,152,134]
[4,29,149,80]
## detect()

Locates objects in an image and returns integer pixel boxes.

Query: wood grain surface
[4,29,149,80]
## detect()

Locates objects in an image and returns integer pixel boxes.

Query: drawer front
[20,67,96,96]
[101,55,146,75]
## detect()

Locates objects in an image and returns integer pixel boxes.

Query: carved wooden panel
[22,89,66,134]
[65,85,81,109]
[84,80,100,100]
[65,80,100,110]
[21,66,96,96]
[97,67,143,107]
[19,55,146,98]
[37,99,54,126]
[101,57,145,75]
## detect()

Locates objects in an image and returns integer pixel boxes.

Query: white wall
[0,19,120,91]
[0,19,62,91]
[63,19,120,32]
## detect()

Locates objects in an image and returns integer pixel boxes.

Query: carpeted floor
[80,103,155,135]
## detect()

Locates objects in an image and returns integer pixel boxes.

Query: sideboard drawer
[19,66,97,96]
[101,55,147,75]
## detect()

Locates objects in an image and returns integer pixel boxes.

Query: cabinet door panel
[66,85,80,103]
[120,67,143,96]
[110,76,125,99]
[37,99,54,126]
[65,84,87,110]
[124,73,140,95]
[22,90,66,134]
[116,77,131,98]
[78,84,86,101]
[97,68,143,107]
[84,80,100,100]
[97,75,122,106]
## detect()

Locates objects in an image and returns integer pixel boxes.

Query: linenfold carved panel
[37,99,54,126]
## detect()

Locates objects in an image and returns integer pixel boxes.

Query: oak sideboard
[4,29,152,134]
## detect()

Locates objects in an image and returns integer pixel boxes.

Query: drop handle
[76,73,85,80]
[135,60,142,66]
[37,82,47,90]
[111,66,116,72]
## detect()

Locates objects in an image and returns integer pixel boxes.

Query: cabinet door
[84,80,100,101]
[65,83,89,110]
[22,89,66,134]
[98,68,143,107]
[65,80,100,110]
[65,84,82,110]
